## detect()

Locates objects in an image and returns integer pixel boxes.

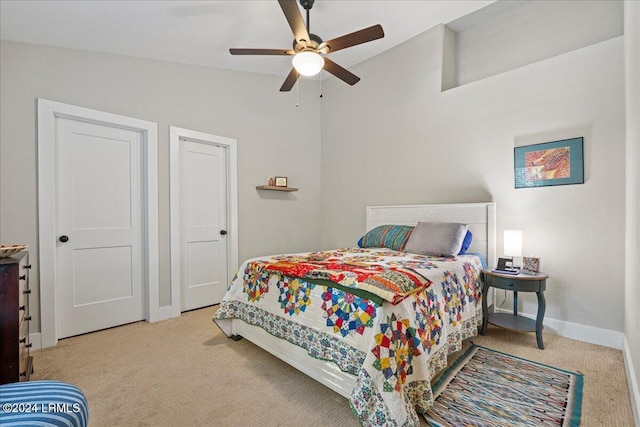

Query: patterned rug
[425,344,583,427]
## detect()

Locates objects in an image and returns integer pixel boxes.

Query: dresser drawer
[19,340,27,363]
[18,286,28,310]
[18,263,29,309]
[486,275,545,292]
[19,346,32,381]
[18,319,32,381]
[19,286,29,328]
[19,312,30,342]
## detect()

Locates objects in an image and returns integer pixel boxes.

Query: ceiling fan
[229,0,385,92]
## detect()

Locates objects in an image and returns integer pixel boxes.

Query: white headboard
[366,203,496,267]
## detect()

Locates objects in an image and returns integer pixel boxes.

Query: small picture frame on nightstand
[523,256,540,274]
[274,177,288,187]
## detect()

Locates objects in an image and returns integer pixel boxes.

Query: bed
[214,202,496,426]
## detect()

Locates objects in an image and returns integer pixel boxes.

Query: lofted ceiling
[0,0,496,78]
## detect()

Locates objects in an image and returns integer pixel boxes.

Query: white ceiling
[0,0,496,78]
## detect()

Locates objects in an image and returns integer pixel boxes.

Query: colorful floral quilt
[259,253,431,304]
[214,248,484,426]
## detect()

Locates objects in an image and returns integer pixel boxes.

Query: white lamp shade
[292,52,324,77]
[504,230,522,257]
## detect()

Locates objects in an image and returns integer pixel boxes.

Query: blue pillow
[358,225,414,251]
[458,230,473,255]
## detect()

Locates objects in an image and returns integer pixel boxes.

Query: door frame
[169,126,238,316]
[37,99,159,348]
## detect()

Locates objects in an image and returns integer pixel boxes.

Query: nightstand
[480,269,548,349]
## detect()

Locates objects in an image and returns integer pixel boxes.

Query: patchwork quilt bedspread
[214,248,484,426]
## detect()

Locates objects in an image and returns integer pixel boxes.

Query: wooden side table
[481,269,548,349]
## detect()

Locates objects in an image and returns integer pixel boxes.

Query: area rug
[424,344,583,427]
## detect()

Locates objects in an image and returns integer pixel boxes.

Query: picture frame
[274,176,288,187]
[514,137,584,189]
[523,256,541,273]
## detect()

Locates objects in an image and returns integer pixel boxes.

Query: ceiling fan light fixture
[229,1,384,91]
[292,51,324,76]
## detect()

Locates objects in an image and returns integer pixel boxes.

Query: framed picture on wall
[514,137,584,188]
[274,176,288,187]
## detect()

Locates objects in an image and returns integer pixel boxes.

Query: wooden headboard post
[365,203,497,268]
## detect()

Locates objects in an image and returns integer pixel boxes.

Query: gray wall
[0,40,323,330]
[454,0,623,86]
[320,11,626,332]
[624,1,640,423]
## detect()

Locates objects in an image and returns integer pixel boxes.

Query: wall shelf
[256,185,298,192]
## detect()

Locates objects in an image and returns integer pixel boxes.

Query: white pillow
[403,222,468,257]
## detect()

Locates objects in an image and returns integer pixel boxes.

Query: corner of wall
[441,25,457,91]
[624,335,640,426]
[624,0,640,423]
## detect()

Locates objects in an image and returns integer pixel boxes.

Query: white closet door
[56,117,144,338]
[180,140,228,311]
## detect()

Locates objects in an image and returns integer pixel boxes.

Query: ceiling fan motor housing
[293,33,323,52]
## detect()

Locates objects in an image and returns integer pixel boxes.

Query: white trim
[144,120,160,324]
[169,126,238,317]
[623,335,640,426]
[37,99,159,348]
[155,305,175,322]
[495,307,623,349]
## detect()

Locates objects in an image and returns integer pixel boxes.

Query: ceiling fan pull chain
[296,76,299,107]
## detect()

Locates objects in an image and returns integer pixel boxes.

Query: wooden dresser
[0,251,33,384]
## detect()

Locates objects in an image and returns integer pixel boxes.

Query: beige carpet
[30,306,634,426]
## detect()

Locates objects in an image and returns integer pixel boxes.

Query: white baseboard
[623,335,640,426]
[155,305,179,322]
[495,307,623,349]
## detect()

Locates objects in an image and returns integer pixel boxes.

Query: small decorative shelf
[256,185,298,192]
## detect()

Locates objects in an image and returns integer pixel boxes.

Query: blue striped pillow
[358,225,414,251]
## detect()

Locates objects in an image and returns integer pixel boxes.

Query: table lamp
[503,230,522,272]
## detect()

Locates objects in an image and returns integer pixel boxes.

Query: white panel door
[56,117,144,338]
[180,140,228,311]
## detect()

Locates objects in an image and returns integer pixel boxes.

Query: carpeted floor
[30,306,634,426]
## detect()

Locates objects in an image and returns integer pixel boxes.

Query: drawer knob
[26,343,32,349]
[19,337,26,344]
[19,371,26,377]
[19,275,26,280]
[508,283,514,287]
[25,316,32,321]
[25,264,32,269]
[23,289,31,295]
[19,305,26,311]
